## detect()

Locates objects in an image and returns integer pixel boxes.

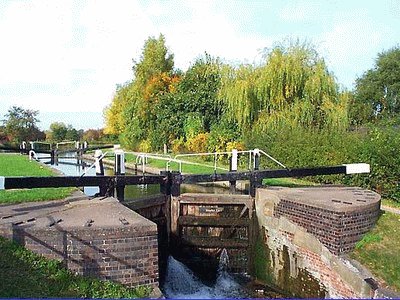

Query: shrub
[186,133,209,153]
[171,137,186,154]
[245,124,400,203]
[138,139,152,153]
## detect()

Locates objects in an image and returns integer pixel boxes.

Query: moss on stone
[253,229,273,284]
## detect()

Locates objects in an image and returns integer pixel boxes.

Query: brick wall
[12,225,159,288]
[274,198,380,254]
[274,228,361,298]
[255,187,384,298]
[0,198,160,289]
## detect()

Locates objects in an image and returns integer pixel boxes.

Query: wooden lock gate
[169,193,254,278]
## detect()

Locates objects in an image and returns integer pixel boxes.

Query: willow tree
[219,41,348,133]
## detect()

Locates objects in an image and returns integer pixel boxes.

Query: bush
[171,137,186,153]
[245,124,400,203]
[138,139,152,153]
[186,133,209,153]
[207,119,240,153]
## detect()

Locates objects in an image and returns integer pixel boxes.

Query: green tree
[107,34,176,149]
[219,41,346,133]
[133,34,174,89]
[46,122,80,142]
[353,46,400,123]
[65,125,80,141]
[2,106,44,142]
[104,82,133,136]
[178,54,223,131]
[150,54,224,150]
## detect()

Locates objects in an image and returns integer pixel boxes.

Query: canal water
[162,251,249,299]
[39,153,240,199]
[38,152,257,298]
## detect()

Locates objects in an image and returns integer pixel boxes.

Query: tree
[353,46,400,123]
[2,106,44,142]
[219,40,346,133]
[133,34,174,89]
[46,122,80,142]
[83,129,105,142]
[103,82,134,135]
[106,34,177,149]
[177,54,223,132]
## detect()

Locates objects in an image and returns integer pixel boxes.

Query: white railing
[130,148,288,174]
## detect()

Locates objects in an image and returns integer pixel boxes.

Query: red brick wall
[11,226,159,288]
[274,229,361,298]
[274,199,380,254]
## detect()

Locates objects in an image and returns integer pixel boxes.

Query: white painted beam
[0,176,4,190]
[344,163,370,174]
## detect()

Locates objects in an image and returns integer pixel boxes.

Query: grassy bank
[0,154,74,204]
[0,237,151,298]
[351,211,400,292]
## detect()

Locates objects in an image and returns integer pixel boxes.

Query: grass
[0,154,75,204]
[351,211,400,292]
[0,236,151,298]
[263,177,317,187]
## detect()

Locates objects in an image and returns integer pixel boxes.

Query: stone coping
[263,185,380,212]
[0,191,156,232]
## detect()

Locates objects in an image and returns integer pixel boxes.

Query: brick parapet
[0,197,159,289]
[274,197,380,254]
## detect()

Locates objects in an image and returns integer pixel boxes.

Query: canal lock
[42,151,281,298]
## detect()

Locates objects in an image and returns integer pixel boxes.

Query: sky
[0,0,399,130]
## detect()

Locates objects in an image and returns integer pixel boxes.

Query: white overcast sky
[0,0,399,130]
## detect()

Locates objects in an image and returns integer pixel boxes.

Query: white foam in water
[163,251,246,299]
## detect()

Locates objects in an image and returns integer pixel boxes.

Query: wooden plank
[178,196,252,205]
[180,236,248,248]
[180,172,251,184]
[178,215,250,227]
[255,165,347,179]
[180,165,348,184]
[123,194,167,210]
[3,175,165,189]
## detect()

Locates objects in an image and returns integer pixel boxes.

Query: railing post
[50,149,58,165]
[253,148,260,171]
[29,150,36,160]
[95,149,107,196]
[171,171,181,197]
[250,172,262,198]
[114,148,125,201]
[229,149,238,193]
[20,141,26,154]
[160,170,171,195]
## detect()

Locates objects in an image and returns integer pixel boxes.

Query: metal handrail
[79,151,109,177]
[258,149,288,169]
[173,151,254,173]
[126,148,288,175]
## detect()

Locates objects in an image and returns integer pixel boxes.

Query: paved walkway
[381,205,400,215]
